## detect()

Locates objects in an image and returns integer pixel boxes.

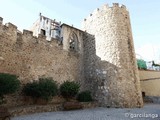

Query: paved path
[11,104,160,120]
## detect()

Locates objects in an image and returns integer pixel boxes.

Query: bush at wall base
[77,90,93,102]
[60,81,80,100]
[0,73,20,104]
[23,77,58,103]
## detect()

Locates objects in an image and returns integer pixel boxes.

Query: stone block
[63,102,83,110]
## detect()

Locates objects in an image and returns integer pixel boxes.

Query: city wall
[0,3,144,108]
[0,19,84,85]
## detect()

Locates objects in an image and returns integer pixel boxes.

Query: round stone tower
[82,3,143,108]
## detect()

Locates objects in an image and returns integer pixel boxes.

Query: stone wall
[82,3,143,107]
[0,3,144,108]
[0,23,83,84]
[139,70,160,96]
[0,20,84,106]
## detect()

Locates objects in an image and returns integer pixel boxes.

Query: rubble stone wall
[0,23,84,84]
[82,3,143,107]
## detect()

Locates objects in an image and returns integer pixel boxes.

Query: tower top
[83,3,127,22]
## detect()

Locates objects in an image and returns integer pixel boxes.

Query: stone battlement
[83,3,127,22]
[0,18,62,47]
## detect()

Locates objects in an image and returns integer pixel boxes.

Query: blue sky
[0,0,160,62]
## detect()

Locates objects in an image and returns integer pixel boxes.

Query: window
[41,29,46,36]
[69,32,79,51]
[69,39,75,50]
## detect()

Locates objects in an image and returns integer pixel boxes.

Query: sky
[0,0,160,62]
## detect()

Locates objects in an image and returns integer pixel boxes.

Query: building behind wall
[30,13,61,41]
[0,3,143,108]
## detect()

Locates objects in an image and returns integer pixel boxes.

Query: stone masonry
[0,23,84,85]
[82,3,143,107]
[0,3,143,108]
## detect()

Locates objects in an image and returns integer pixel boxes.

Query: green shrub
[23,77,58,101]
[77,90,93,102]
[137,59,147,70]
[22,82,40,98]
[0,73,20,104]
[60,81,80,99]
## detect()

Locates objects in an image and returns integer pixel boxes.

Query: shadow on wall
[82,32,142,108]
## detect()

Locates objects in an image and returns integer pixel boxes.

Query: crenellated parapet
[0,17,64,48]
[0,16,86,56]
[0,19,17,34]
[0,19,17,38]
[23,29,33,37]
[5,22,17,30]
[83,3,128,24]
